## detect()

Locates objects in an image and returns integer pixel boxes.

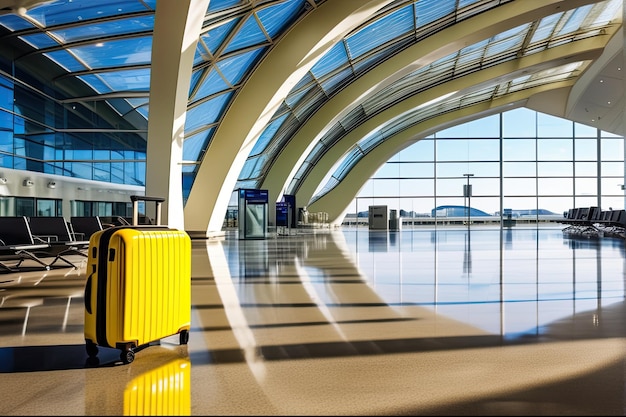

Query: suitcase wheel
[179,329,189,345]
[121,349,135,364]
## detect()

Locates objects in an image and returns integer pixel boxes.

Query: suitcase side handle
[84,264,95,314]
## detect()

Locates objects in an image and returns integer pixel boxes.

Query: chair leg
[48,254,77,269]
[48,247,83,269]
[0,261,16,272]
[15,250,50,270]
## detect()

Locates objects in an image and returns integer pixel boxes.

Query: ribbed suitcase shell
[84,226,191,361]
[123,358,191,416]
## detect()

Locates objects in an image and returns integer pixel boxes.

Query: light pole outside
[463,173,474,225]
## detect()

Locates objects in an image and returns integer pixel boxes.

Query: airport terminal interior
[2,0,626,415]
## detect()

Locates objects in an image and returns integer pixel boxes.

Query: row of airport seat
[556,206,626,238]
[0,216,110,273]
[0,214,156,273]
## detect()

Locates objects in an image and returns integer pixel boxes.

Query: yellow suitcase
[84,197,191,365]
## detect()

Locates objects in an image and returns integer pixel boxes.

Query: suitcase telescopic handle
[130,195,165,226]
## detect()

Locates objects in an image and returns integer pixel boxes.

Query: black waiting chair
[70,216,105,241]
[0,216,78,271]
[28,216,90,258]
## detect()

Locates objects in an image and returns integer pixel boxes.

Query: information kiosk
[238,189,268,239]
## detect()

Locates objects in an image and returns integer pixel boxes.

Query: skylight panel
[414,0,456,28]
[223,14,268,54]
[304,141,329,166]
[0,14,35,31]
[18,32,59,49]
[238,154,268,180]
[458,0,482,7]
[200,18,239,56]
[43,48,87,72]
[189,70,204,95]
[345,4,413,60]
[284,88,309,108]
[125,97,148,110]
[351,48,396,75]
[249,114,289,156]
[76,74,112,93]
[216,47,264,86]
[291,160,313,182]
[256,0,304,38]
[183,129,211,162]
[310,42,349,80]
[95,68,151,92]
[25,0,151,27]
[185,92,233,133]
[529,13,562,44]
[290,71,314,91]
[455,40,487,71]
[312,175,339,200]
[135,105,148,120]
[193,42,211,66]
[508,62,585,94]
[458,88,493,108]
[49,15,155,43]
[192,68,230,102]
[359,131,384,154]
[68,36,152,69]
[319,68,353,95]
[588,0,621,26]
[292,87,326,120]
[334,151,361,182]
[554,5,592,37]
[484,24,529,59]
[208,0,246,13]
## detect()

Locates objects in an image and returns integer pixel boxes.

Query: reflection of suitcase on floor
[84,196,192,364]
[123,358,191,416]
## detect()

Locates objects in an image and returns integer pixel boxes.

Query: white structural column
[183,0,394,236]
[145,0,210,229]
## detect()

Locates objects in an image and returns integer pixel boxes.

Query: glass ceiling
[237,0,621,204]
[0,0,621,206]
[302,0,622,202]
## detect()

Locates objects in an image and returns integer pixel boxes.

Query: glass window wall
[352,108,625,226]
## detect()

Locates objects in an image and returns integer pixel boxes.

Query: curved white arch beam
[565,21,624,134]
[260,0,598,210]
[306,82,578,225]
[146,0,210,229]
[183,0,395,236]
[293,37,609,214]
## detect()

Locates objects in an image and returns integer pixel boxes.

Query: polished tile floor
[1,224,626,415]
